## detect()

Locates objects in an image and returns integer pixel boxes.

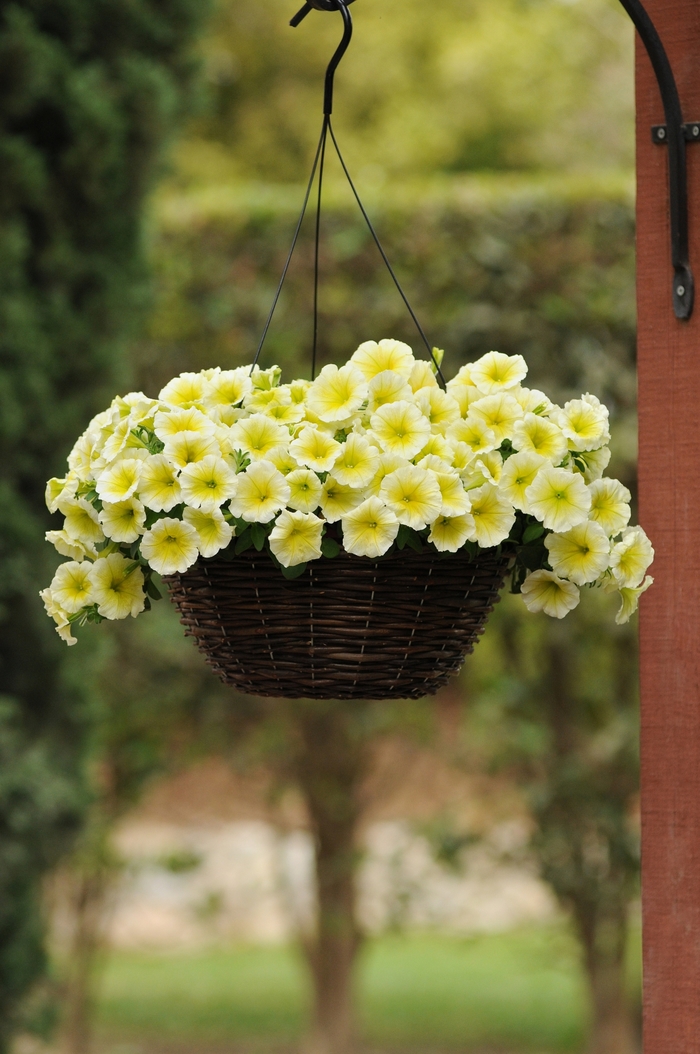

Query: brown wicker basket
[165,546,511,700]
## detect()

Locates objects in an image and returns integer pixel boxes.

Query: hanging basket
[164,546,512,700]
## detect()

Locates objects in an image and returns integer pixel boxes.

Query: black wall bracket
[618,0,695,320]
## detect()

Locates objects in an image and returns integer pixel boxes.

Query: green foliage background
[0,0,209,1044]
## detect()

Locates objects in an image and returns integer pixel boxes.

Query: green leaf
[397,525,424,553]
[235,531,254,555]
[145,578,162,601]
[250,523,268,551]
[522,522,545,544]
[321,537,340,559]
[280,562,307,579]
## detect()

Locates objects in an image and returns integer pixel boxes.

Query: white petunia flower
[229,415,289,462]
[416,388,461,434]
[46,529,96,561]
[138,454,183,512]
[62,498,105,547]
[202,366,252,408]
[615,575,653,624]
[367,370,413,413]
[408,360,439,393]
[433,470,472,517]
[46,475,78,514]
[545,521,611,586]
[554,396,610,452]
[447,416,497,458]
[341,497,400,558]
[512,413,567,463]
[153,407,216,441]
[319,477,365,523]
[332,433,379,488]
[269,510,324,567]
[447,383,483,418]
[162,431,220,469]
[96,458,142,503]
[521,569,580,619]
[525,465,591,532]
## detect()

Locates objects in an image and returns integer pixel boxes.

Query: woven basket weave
[165,546,511,700]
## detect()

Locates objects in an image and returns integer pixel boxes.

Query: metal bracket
[618,0,694,320]
[652,122,700,145]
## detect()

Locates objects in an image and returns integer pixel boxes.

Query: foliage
[0,0,210,1044]
[180,0,634,184]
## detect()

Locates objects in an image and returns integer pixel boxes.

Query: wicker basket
[165,546,511,700]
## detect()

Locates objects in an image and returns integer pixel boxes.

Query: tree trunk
[59,862,111,1054]
[292,702,366,1054]
[575,905,637,1054]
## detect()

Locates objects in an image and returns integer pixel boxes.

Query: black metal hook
[617,0,696,320]
[290,0,354,116]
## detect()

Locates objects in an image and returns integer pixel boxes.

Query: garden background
[0,1,642,1053]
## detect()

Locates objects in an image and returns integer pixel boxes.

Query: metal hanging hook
[290,0,354,116]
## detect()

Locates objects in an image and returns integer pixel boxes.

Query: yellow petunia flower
[319,476,365,523]
[40,588,77,645]
[428,513,476,553]
[615,575,653,625]
[521,569,580,619]
[447,416,497,458]
[46,529,95,561]
[229,414,289,462]
[290,425,342,473]
[545,521,611,585]
[183,507,234,559]
[415,388,461,434]
[62,498,105,547]
[139,517,200,575]
[341,496,400,558]
[408,360,439,393]
[269,510,324,567]
[468,393,523,443]
[351,338,415,381]
[463,451,503,489]
[465,484,516,547]
[179,456,238,512]
[588,478,631,536]
[89,553,146,618]
[366,370,413,413]
[577,446,612,483]
[512,413,567,463]
[159,372,207,408]
[96,458,142,503]
[138,454,183,512]
[433,470,472,517]
[99,498,146,544]
[153,407,215,441]
[161,431,220,470]
[470,351,528,395]
[525,465,591,532]
[202,366,252,408]
[417,433,453,462]
[370,401,431,460]
[364,452,411,496]
[553,395,609,452]
[305,363,368,423]
[286,469,324,513]
[610,527,655,588]
[50,561,94,615]
[46,475,79,514]
[498,451,546,512]
[380,465,442,530]
[267,447,299,476]
[510,386,552,415]
[229,461,291,523]
[332,434,379,488]
[447,383,483,418]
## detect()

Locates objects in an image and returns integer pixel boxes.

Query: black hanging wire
[253,0,447,388]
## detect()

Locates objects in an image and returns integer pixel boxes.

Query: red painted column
[636,1,700,1048]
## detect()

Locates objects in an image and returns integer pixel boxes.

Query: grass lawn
[96,924,641,1053]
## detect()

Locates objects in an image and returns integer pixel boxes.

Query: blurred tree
[0,0,210,1047]
[463,590,640,1054]
[176,0,633,186]
[54,605,231,1054]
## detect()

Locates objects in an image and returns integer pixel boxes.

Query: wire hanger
[252,0,447,387]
